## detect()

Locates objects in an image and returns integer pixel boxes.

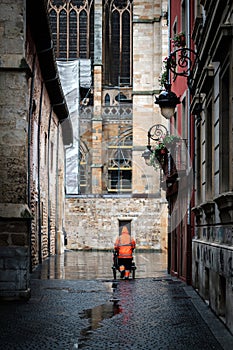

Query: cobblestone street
[1,251,233,350]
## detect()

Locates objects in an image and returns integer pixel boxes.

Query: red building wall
[167,0,195,284]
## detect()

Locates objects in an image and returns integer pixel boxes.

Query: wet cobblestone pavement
[1,251,233,349]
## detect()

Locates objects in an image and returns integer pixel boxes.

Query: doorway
[118,219,132,235]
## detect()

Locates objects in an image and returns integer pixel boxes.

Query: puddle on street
[78,300,121,348]
[78,280,137,348]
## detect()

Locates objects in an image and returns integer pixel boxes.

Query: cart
[112,250,136,280]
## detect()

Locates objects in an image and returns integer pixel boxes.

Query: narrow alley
[1,251,233,350]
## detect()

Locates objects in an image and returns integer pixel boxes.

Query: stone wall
[0,0,31,300]
[132,0,169,194]
[192,239,233,333]
[23,27,67,269]
[0,0,68,299]
[65,196,168,252]
[191,0,233,333]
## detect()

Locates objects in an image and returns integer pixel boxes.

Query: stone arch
[105,93,110,105]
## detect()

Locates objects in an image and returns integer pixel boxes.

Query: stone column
[131,1,169,254]
[91,0,103,194]
[132,0,168,195]
[56,168,65,255]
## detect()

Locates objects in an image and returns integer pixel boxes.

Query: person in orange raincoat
[114,226,136,279]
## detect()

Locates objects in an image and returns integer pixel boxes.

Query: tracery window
[103,0,133,86]
[48,0,94,60]
[105,93,110,105]
[108,134,132,193]
[80,162,87,193]
[79,151,88,194]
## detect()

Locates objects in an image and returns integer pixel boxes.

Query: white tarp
[57,59,91,194]
[79,59,92,88]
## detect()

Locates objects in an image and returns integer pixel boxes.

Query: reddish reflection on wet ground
[32,250,168,280]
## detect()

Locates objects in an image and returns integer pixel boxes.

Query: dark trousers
[118,258,133,270]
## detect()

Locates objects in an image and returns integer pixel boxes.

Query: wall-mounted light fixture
[155,83,180,119]
[141,148,152,166]
[142,123,168,164]
[155,45,200,119]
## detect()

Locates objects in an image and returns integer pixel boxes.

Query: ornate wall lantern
[142,123,168,164]
[155,83,180,119]
[155,43,200,119]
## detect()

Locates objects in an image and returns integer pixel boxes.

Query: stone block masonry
[0,0,71,300]
[65,196,168,252]
[0,245,30,296]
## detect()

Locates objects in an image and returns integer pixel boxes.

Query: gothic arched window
[105,93,111,105]
[108,132,132,193]
[103,0,133,86]
[48,0,94,60]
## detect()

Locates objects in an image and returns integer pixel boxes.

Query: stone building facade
[66,196,168,251]
[190,0,233,334]
[48,0,169,251]
[0,0,72,299]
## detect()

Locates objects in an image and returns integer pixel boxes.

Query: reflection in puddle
[79,301,121,348]
[31,250,167,280]
[78,281,136,348]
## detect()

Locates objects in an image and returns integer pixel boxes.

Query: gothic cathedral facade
[48,0,169,251]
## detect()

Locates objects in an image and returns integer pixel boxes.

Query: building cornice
[132,90,160,96]
[133,17,161,24]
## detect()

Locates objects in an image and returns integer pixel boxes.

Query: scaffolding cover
[79,59,92,88]
[57,59,91,194]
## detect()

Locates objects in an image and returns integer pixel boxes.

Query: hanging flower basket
[149,135,181,171]
[172,32,186,48]
[169,53,177,69]
[162,134,181,147]
[160,149,167,155]
[150,143,169,168]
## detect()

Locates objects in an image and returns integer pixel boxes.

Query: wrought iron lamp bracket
[167,47,199,83]
[147,124,168,151]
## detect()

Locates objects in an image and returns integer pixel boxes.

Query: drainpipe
[28,54,36,271]
[47,107,53,256]
[186,0,192,284]
[55,127,59,255]
[38,83,44,264]
[167,0,171,275]
[28,54,36,207]
[168,0,171,90]
[187,0,191,171]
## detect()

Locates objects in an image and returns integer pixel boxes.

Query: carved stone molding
[214,192,233,223]
[191,205,203,225]
[200,201,215,223]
